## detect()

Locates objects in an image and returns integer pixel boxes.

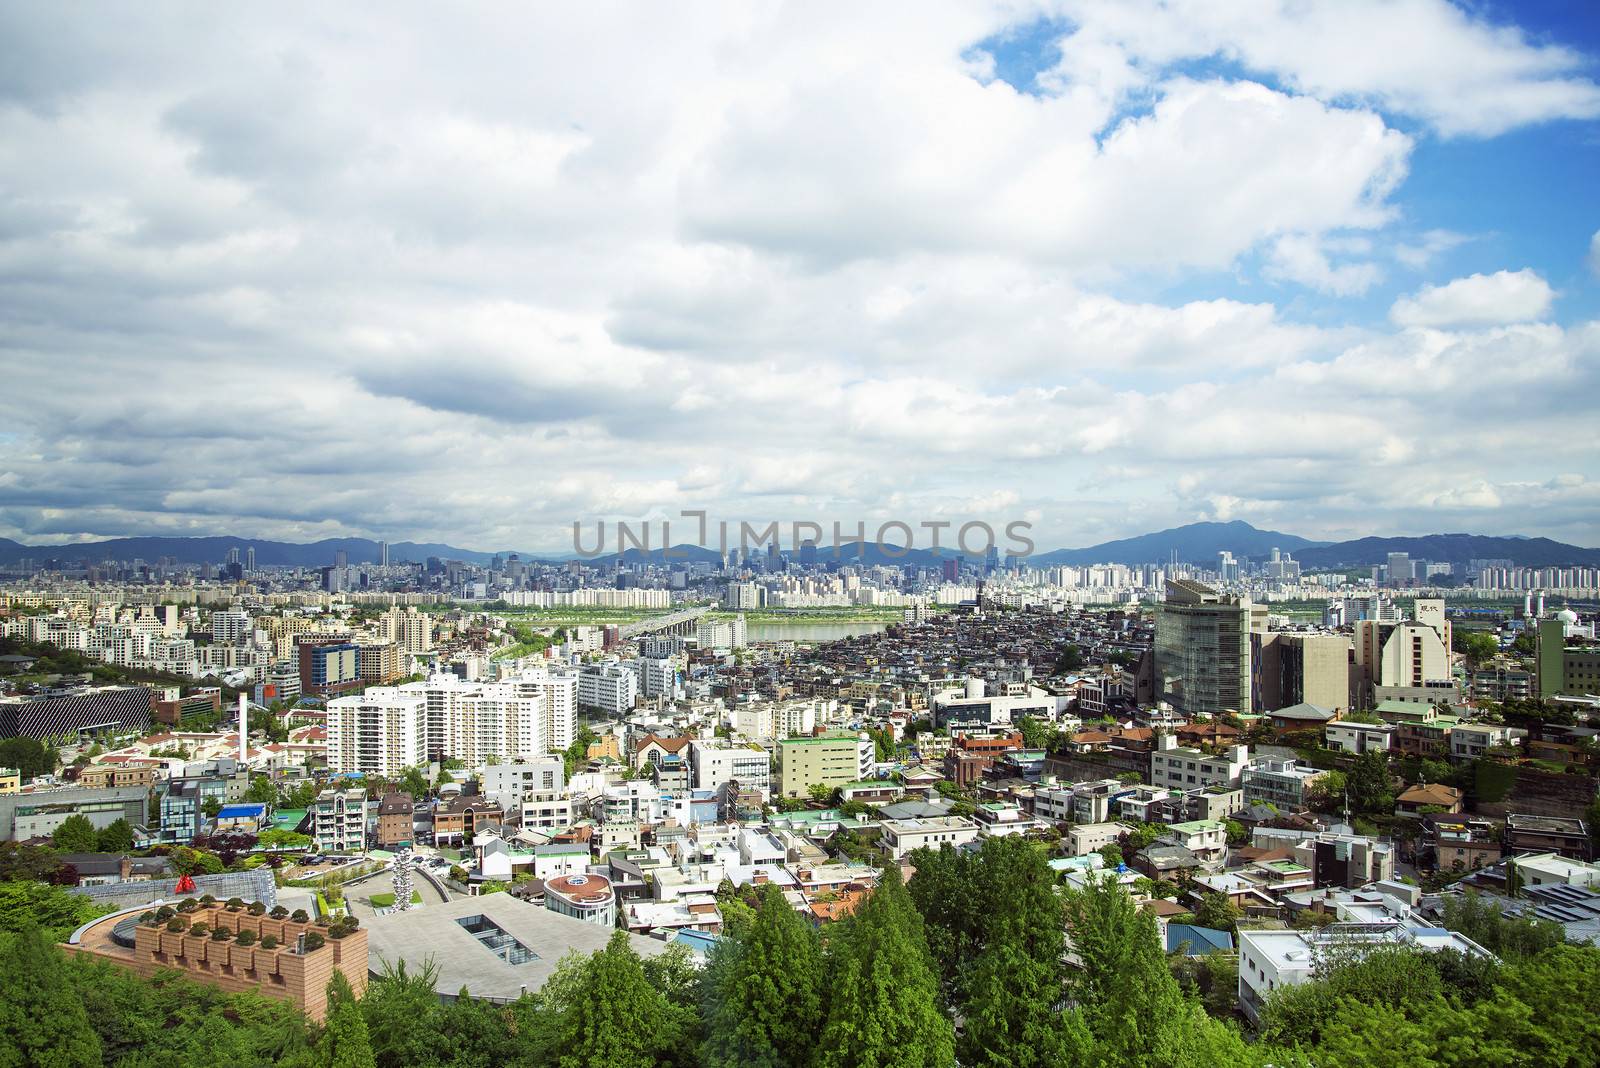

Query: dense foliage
[1,841,1597,1068]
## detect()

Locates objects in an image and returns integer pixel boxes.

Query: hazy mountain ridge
[1,523,1595,570]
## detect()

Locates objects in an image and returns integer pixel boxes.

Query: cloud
[1590,229,1600,275]
[0,6,1596,551]
[1389,269,1555,328]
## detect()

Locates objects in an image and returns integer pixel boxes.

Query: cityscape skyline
[1,4,1598,552]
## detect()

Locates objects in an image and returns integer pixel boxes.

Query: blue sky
[0,1,1597,551]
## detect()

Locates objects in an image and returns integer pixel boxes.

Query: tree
[1455,631,1499,668]
[814,864,955,1068]
[1055,644,1086,674]
[0,927,102,1068]
[1062,875,1242,1068]
[203,796,224,820]
[1222,819,1247,846]
[538,930,684,1068]
[245,775,278,806]
[1190,892,1242,934]
[808,783,833,805]
[1440,890,1565,960]
[954,837,1080,1067]
[701,883,823,1068]
[50,814,98,853]
[95,818,134,854]
[0,737,54,781]
[0,881,105,942]
[314,971,376,1068]
[398,765,430,799]
[1346,750,1395,816]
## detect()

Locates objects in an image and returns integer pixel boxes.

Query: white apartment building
[1324,720,1395,756]
[578,661,638,716]
[731,700,822,742]
[879,816,981,859]
[633,655,679,699]
[311,788,370,853]
[1150,737,1250,791]
[325,688,428,777]
[478,757,566,810]
[690,739,773,798]
[211,608,252,645]
[696,616,747,650]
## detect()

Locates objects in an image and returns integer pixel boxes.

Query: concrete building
[1155,580,1256,716]
[375,792,414,850]
[1239,923,1484,1024]
[1242,758,1327,809]
[311,788,369,853]
[1324,720,1395,756]
[777,733,873,799]
[690,739,773,799]
[577,662,638,716]
[325,689,428,778]
[1355,604,1453,707]
[1,785,149,842]
[1537,618,1600,699]
[879,815,981,858]
[1149,735,1249,791]
[479,758,565,810]
[1255,632,1351,712]
[544,872,617,927]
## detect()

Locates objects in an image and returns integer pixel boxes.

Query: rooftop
[364,893,665,1002]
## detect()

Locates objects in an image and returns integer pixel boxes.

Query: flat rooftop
[363,893,666,1001]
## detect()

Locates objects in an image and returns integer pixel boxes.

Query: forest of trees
[2,838,1598,1067]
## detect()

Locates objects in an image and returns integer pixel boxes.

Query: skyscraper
[244,546,255,572]
[1155,579,1253,716]
[379,540,389,566]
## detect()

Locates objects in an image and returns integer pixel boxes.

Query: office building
[298,640,361,697]
[1155,580,1255,716]
[1255,632,1351,711]
[0,685,153,740]
[690,739,773,798]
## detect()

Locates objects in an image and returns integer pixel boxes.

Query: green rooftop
[1166,820,1223,834]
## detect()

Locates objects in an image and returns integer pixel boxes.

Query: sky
[1,0,1598,554]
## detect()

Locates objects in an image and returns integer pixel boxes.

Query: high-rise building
[1155,579,1253,716]
[725,582,763,610]
[325,689,428,776]
[1255,632,1352,711]
[379,540,389,566]
[245,546,256,572]
[1353,603,1453,707]
[1387,552,1413,586]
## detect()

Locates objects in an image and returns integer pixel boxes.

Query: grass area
[367,890,423,908]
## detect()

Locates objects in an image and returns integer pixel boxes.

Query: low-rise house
[878,815,980,859]
[1132,844,1204,882]
[1449,722,1523,764]
[1324,720,1395,756]
[1237,922,1491,1025]
[1504,813,1591,861]
[1429,816,1501,872]
[1066,821,1126,857]
[1267,703,1340,730]
[1160,820,1228,865]
[1149,737,1249,791]
[1510,852,1600,891]
[375,792,414,849]
[1394,783,1463,817]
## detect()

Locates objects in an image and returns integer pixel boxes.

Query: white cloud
[1389,269,1555,328]
[1590,229,1600,275]
[1265,233,1383,295]
[1394,229,1470,270]
[0,6,1595,550]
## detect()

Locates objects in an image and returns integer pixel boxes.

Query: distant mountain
[0,535,564,567]
[589,544,725,566]
[1031,521,1327,567]
[1295,534,1600,570]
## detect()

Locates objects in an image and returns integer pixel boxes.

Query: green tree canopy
[50,814,99,853]
[0,927,102,1068]
[702,883,823,1068]
[313,971,377,1068]
[0,737,55,780]
[814,864,955,1068]
[95,818,135,854]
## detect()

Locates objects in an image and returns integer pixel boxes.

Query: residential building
[1242,759,1327,809]
[479,758,565,810]
[298,640,361,698]
[325,689,428,778]
[690,739,772,799]
[1449,722,1523,763]
[1505,813,1591,861]
[879,815,981,858]
[1237,923,1490,1025]
[311,788,370,852]
[778,732,874,799]
[1536,619,1600,699]
[375,792,414,849]
[1150,735,1249,791]
[577,661,638,715]
[77,764,157,790]
[1510,852,1600,891]
[1066,822,1125,857]
[1161,820,1227,864]
[1324,720,1395,756]
[1394,783,1463,817]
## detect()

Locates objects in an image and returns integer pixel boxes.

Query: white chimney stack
[238,693,248,765]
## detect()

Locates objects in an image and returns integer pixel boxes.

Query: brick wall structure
[61,901,368,1021]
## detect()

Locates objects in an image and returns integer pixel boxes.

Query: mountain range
[0,521,1596,570]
